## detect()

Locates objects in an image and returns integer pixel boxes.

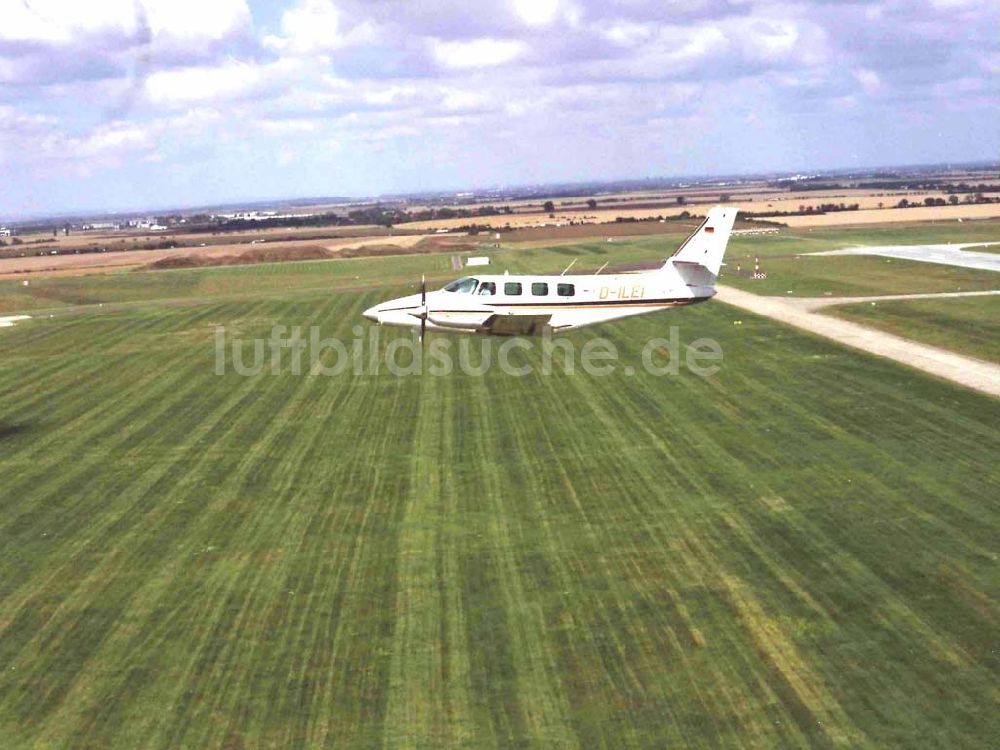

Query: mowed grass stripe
[0,308,191,423]
[717,340,998,556]
[600,312,995,748]
[136,296,390,741]
[468,371,576,745]
[825,295,1000,364]
[520,353,813,746]
[451,375,531,745]
[209,295,401,747]
[0,298,310,716]
[0,296,279,465]
[0,301,264,554]
[715,505,994,744]
[0,313,242,603]
[492,365,695,748]
[0,296,341,740]
[384,370,468,747]
[133,295,353,747]
[148,293,413,747]
[1,287,998,747]
[0,299,252,463]
[1,294,362,748]
[527,364,741,747]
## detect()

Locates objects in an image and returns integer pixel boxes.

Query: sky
[0,0,997,217]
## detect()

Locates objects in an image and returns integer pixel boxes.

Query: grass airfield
[826,294,1000,364]
[1,224,999,747]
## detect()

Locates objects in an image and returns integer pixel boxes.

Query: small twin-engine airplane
[363,206,737,337]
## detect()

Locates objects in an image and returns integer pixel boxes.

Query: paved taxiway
[813,243,1000,272]
[715,286,1000,398]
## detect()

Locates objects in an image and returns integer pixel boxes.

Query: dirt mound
[337,241,476,258]
[136,236,481,272]
[143,244,334,270]
[145,255,216,270]
[240,245,334,263]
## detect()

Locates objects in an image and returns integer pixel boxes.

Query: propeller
[419,274,427,343]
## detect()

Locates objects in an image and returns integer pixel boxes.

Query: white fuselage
[362,266,714,336]
[363,205,738,336]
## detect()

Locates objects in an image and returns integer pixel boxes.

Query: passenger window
[557,283,575,297]
[504,282,522,296]
[531,282,548,296]
[478,281,496,296]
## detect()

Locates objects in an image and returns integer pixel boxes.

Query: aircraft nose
[362,304,380,322]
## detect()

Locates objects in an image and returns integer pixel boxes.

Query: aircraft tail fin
[664,206,738,287]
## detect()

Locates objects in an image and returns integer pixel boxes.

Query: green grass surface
[718,254,1000,297]
[727,219,1000,260]
[0,253,456,315]
[1,280,998,747]
[4,217,998,315]
[826,294,1000,363]
[716,220,1000,297]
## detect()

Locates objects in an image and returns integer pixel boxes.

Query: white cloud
[3,0,998,214]
[604,22,654,46]
[672,25,728,64]
[29,120,154,167]
[431,38,526,69]
[931,76,990,97]
[264,0,339,52]
[79,122,150,155]
[349,123,420,143]
[854,68,882,96]
[511,0,560,27]
[441,89,494,112]
[928,0,978,8]
[263,0,375,55]
[980,52,1000,73]
[363,85,419,106]
[144,60,265,105]
[739,20,800,62]
[729,15,828,67]
[0,0,135,43]
[0,0,250,44]
[142,0,251,41]
[258,118,320,134]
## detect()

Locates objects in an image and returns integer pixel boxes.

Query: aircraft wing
[484,313,552,336]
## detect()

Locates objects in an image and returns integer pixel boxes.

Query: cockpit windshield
[443,277,478,294]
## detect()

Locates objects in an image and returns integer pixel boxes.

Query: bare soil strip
[779,204,1000,227]
[0,234,437,279]
[714,285,1000,398]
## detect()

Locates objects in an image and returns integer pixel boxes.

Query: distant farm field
[400,198,1000,231]
[1,258,998,747]
[779,203,1000,226]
